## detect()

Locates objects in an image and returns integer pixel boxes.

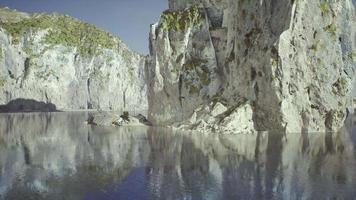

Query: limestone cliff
[0,8,148,112]
[1,1,355,133]
[148,0,356,132]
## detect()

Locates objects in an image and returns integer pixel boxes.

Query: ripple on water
[0,112,355,200]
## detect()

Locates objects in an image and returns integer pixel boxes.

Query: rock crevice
[147,0,355,133]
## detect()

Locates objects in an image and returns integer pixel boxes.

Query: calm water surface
[0,112,355,200]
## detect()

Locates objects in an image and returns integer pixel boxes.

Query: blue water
[0,112,355,200]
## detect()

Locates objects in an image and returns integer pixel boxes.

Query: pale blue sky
[0,0,167,54]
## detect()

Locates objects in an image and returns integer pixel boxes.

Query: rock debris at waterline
[148,0,355,133]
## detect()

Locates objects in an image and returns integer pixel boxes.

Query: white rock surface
[176,101,256,134]
[0,2,355,133]
[147,5,221,125]
[148,0,356,132]
[0,8,148,112]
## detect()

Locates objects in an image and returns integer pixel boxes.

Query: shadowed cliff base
[0,98,59,113]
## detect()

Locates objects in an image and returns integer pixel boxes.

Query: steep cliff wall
[147,5,221,125]
[148,0,356,132]
[0,1,354,132]
[0,8,148,112]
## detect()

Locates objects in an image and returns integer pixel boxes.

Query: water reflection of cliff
[0,113,355,200]
[0,112,151,200]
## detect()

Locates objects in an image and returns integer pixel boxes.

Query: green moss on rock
[122,50,133,63]
[271,58,278,68]
[189,85,201,94]
[35,69,57,81]
[182,58,210,94]
[332,77,348,96]
[0,11,121,57]
[183,58,206,71]
[128,67,135,82]
[0,78,6,87]
[319,2,330,15]
[323,23,337,40]
[349,52,356,60]
[0,7,29,23]
[0,46,3,61]
[160,5,202,31]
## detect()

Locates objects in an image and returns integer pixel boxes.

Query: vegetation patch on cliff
[0,10,123,57]
[35,69,58,81]
[160,5,203,31]
[182,58,210,94]
[0,78,6,88]
[0,7,29,23]
[0,45,3,61]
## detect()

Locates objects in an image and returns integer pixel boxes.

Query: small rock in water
[86,111,151,127]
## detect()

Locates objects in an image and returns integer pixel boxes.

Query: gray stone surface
[0,1,355,133]
[148,0,356,132]
[0,8,148,112]
[147,5,221,125]
[87,112,149,127]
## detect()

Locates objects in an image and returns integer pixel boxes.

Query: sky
[0,0,168,54]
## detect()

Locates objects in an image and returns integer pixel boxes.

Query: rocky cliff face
[148,0,356,132]
[0,1,354,133]
[147,5,221,125]
[0,8,148,112]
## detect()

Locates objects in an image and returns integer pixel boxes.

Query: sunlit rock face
[147,5,221,125]
[0,113,355,199]
[148,0,356,132]
[0,8,148,112]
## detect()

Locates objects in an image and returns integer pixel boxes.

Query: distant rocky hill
[0,7,148,112]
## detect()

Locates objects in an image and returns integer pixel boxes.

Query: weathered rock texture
[148,0,356,132]
[147,5,221,125]
[87,111,150,127]
[0,8,148,112]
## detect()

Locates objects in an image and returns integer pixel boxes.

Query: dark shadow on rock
[0,98,59,113]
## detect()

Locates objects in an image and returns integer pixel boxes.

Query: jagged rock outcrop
[0,8,148,112]
[148,0,356,132]
[147,5,221,125]
[175,101,256,134]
